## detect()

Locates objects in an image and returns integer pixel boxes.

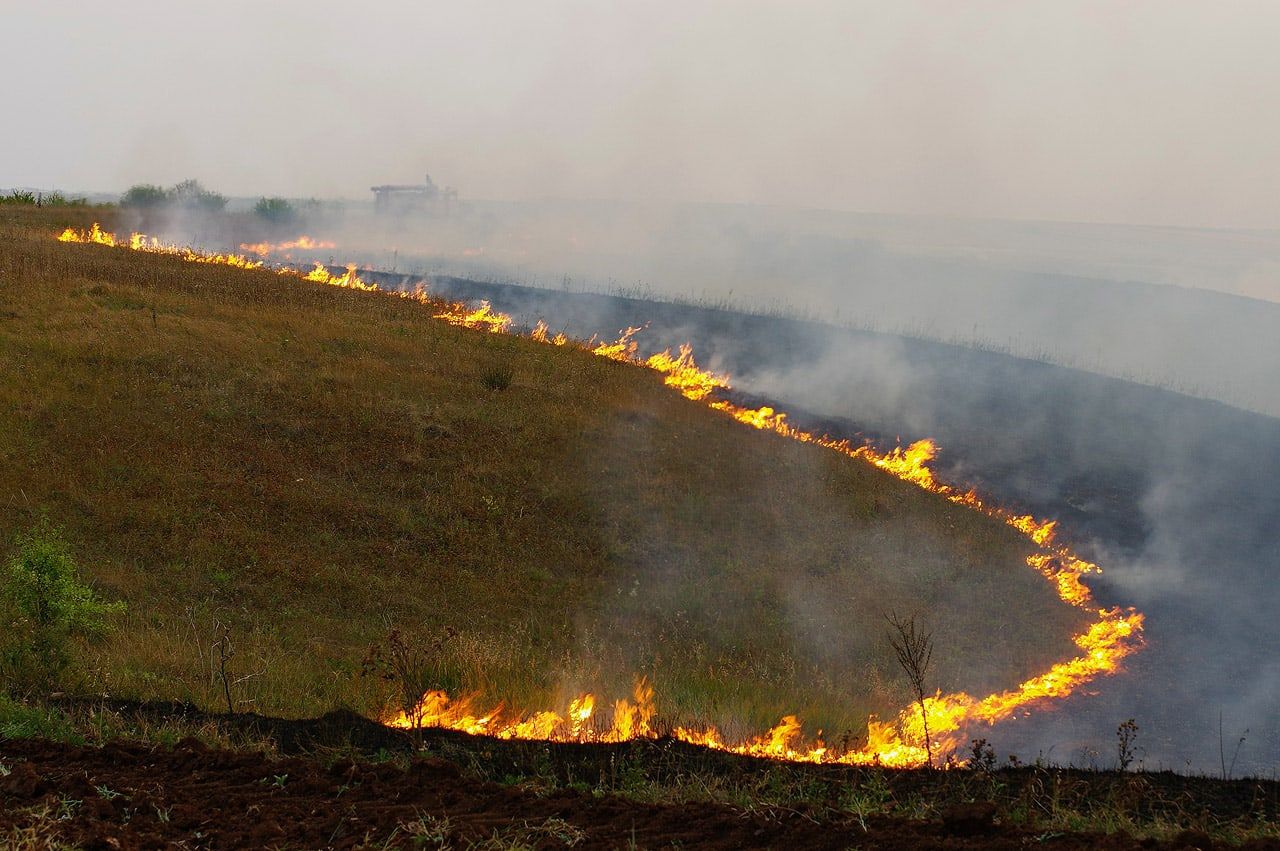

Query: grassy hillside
[0,206,1086,739]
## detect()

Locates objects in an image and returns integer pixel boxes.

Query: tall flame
[56,224,1145,766]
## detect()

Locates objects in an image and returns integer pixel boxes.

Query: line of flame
[238,235,336,258]
[58,225,509,334]
[55,225,1144,766]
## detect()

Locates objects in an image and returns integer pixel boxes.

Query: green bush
[0,190,93,207]
[0,522,123,696]
[121,179,226,212]
[253,196,297,224]
[121,183,170,208]
[40,191,87,207]
[169,178,227,212]
[0,190,37,205]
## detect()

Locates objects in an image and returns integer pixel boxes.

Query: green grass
[0,190,97,208]
[0,205,1085,739]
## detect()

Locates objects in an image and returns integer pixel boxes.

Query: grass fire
[1,195,1272,847]
[44,220,1143,769]
[6,8,1280,841]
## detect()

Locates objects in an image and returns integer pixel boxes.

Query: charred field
[0,204,1276,847]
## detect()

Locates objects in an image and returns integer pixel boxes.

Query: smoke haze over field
[12,0,1280,402]
[10,1,1280,771]
[13,0,1280,406]
[7,1,1280,229]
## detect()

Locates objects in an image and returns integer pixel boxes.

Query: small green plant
[843,771,893,832]
[55,796,81,821]
[396,811,453,846]
[481,365,514,391]
[1,521,124,695]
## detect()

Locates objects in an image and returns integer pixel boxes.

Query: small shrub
[121,183,170,208]
[253,196,297,224]
[361,627,461,728]
[39,192,90,207]
[0,190,37,206]
[121,179,224,211]
[0,521,124,696]
[169,178,226,212]
[967,738,997,772]
[885,611,935,767]
[1116,718,1139,771]
[481,365,514,391]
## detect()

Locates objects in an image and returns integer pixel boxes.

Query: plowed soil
[2,737,1275,850]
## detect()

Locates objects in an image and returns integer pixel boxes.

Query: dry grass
[0,205,1085,737]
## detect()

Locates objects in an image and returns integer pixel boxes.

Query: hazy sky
[6,1,1280,228]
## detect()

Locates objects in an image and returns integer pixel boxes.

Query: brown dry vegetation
[0,205,1085,739]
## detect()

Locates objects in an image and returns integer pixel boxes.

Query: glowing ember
[55,224,1146,766]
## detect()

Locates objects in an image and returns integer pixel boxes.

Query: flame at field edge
[54,224,1145,767]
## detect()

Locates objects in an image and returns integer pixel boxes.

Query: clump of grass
[481,364,514,391]
[0,694,82,742]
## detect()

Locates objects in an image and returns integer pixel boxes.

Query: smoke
[110,180,1280,772]
[725,329,1280,775]
[187,199,1280,416]
[8,2,1280,228]
[300,250,1276,773]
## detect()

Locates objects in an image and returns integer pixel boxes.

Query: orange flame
[531,320,569,346]
[56,224,1145,766]
[59,223,116,246]
[433,299,512,334]
[385,678,659,744]
[379,330,1143,765]
[239,235,335,257]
